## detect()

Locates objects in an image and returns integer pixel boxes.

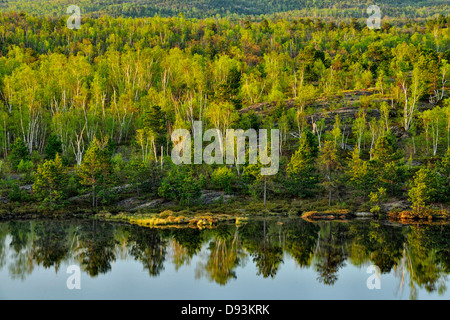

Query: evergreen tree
[347,148,374,199]
[217,66,242,109]
[44,134,63,160]
[142,105,167,147]
[9,137,29,170]
[33,154,68,209]
[211,166,235,194]
[286,129,319,197]
[318,140,342,206]
[408,168,433,213]
[77,138,113,208]
[440,149,450,202]
[158,165,202,206]
[371,134,406,195]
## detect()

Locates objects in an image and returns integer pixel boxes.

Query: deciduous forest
[0,3,448,221]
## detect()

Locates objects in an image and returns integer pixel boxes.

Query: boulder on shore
[354,212,374,218]
[200,190,233,204]
[382,200,411,212]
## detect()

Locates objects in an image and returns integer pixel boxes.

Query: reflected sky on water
[0,218,448,300]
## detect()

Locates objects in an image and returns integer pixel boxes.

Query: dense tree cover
[0,11,448,212]
[0,0,448,20]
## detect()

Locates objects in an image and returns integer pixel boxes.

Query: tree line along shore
[0,13,448,223]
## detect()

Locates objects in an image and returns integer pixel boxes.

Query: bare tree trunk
[92,184,96,208]
[161,146,163,170]
[264,176,267,206]
[329,188,332,207]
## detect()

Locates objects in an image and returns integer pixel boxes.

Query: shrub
[211,166,235,193]
[17,159,34,184]
[9,137,29,170]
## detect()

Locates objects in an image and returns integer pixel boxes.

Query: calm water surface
[0,218,448,300]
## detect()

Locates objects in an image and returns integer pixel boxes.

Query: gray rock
[117,197,146,209]
[354,212,374,218]
[19,184,33,191]
[131,198,165,211]
[382,200,411,212]
[68,193,91,203]
[110,184,132,193]
[200,190,233,204]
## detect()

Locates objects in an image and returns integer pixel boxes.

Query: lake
[0,218,448,300]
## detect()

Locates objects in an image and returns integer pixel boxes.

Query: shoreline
[0,199,447,227]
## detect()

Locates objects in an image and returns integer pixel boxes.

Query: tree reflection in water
[74,220,117,277]
[395,225,449,299]
[0,218,448,298]
[246,219,284,279]
[129,226,167,277]
[313,222,347,286]
[196,224,245,285]
[169,228,203,271]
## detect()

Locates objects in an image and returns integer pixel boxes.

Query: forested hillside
[0,0,448,19]
[0,10,448,218]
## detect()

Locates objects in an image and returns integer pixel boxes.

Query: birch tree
[353,109,366,155]
[398,68,425,132]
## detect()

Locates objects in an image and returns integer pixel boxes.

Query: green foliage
[0,0,448,19]
[286,129,319,197]
[408,168,433,213]
[211,166,236,193]
[369,187,387,213]
[124,158,149,196]
[44,134,63,160]
[407,166,446,214]
[369,134,407,196]
[0,11,446,210]
[347,148,374,198]
[318,139,342,206]
[9,137,29,170]
[216,66,242,109]
[158,165,202,206]
[17,159,34,184]
[141,105,168,147]
[372,134,403,164]
[8,183,29,202]
[33,154,68,209]
[0,160,12,179]
[0,180,30,202]
[77,138,113,208]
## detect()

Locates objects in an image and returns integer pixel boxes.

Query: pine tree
[142,105,167,147]
[286,129,319,197]
[318,140,342,206]
[211,166,235,194]
[77,138,113,208]
[441,149,450,202]
[9,137,29,170]
[158,165,202,206]
[33,154,68,209]
[347,148,374,199]
[408,168,433,213]
[371,134,406,195]
[44,134,63,160]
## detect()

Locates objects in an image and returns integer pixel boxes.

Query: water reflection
[0,218,448,299]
